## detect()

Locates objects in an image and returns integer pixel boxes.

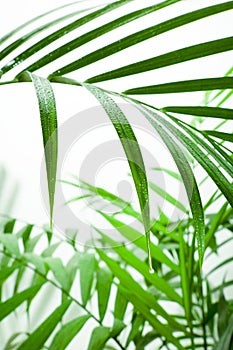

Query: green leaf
[0,0,90,46]
[86,37,233,83]
[97,249,185,332]
[66,252,80,290]
[136,331,160,349]
[25,234,42,253]
[99,212,179,273]
[0,234,20,258]
[205,282,217,332]
[163,106,233,119]
[79,253,95,306]
[205,202,228,249]
[202,134,233,173]
[203,188,221,211]
[41,242,60,257]
[206,257,233,277]
[139,107,205,267]
[16,225,33,246]
[53,2,233,77]
[2,0,131,76]
[212,279,233,294]
[20,73,58,228]
[24,253,46,275]
[0,255,15,274]
[179,227,191,325]
[126,313,144,347]
[45,227,52,244]
[217,291,229,337]
[49,315,90,350]
[87,326,111,350]
[0,284,42,321]
[18,299,71,350]
[3,333,26,350]
[152,167,182,181]
[154,110,233,207]
[110,319,125,338]
[118,285,184,350]
[114,286,128,321]
[124,77,233,95]
[0,263,22,283]
[97,268,112,321]
[96,228,182,304]
[215,314,233,350]
[45,257,69,291]
[66,194,93,205]
[70,178,140,219]
[149,181,187,212]
[169,117,233,178]
[84,84,153,272]
[27,0,180,75]
[204,130,233,142]
[13,268,27,294]
[3,219,16,233]
[0,6,97,62]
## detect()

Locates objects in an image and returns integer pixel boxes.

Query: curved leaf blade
[215,314,233,350]
[18,73,58,228]
[97,268,112,321]
[168,117,233,177]
[79,253,95,307]
[0,7,97,63]
[0,0,88,46]
[149,181,187,213]
[51,2,233,77]
[179,227,192,325]
[0,284,43,321]
[134,101,233,205]
[24,253,46,275]
[139,108,205,267]
[86,37,233,83]
[97,249,185,332]
[49,315,90,350]
[96,228,183,305]
[87,326,111,350]
[163,106,233,119]
[124,77,233,95]
[0,263,22,283]
[18,299,71,350]
[1,0,131,76]
[154,110,233,207]
[45,257,69,291]
[25,0,180,74]
[98,211,180,273]
[84,84,153,272]
[152,167,182,181]
[114,286,128,321]
[0,234,20,258]
[204,130,233,142]
[121,286,185,349]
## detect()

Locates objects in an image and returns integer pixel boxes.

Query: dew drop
[5,59,15,67]
[149,267,155,274]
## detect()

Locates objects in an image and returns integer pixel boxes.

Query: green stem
[199,274,208,350]
[188,231,195,350]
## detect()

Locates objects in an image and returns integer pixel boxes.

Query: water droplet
[5,59,15,67]
[149,267,154,274]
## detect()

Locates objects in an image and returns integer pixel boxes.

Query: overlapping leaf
[84,84,153,272]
